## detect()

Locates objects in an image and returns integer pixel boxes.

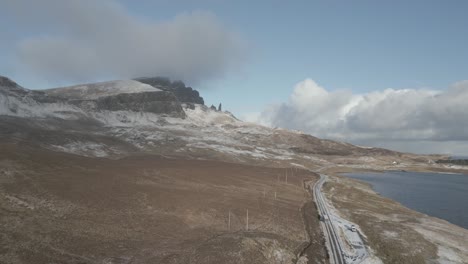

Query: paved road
[313,174,346,264]
[312,173,368,264]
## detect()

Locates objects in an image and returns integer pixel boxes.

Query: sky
[1,0,468,155]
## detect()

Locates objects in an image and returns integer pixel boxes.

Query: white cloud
[4,0,246,85]
[255,79,468,155]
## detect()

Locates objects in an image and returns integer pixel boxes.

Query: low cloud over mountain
[252,79,468,155]
[3,0,246,85]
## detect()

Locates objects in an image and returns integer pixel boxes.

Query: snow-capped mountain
[45,80,161,100]
[2,75,465,264]
[0,75,437,168]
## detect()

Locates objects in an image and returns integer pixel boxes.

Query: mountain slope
[45,80,161,100]
[135,77,204,104]
[1,75,464,264]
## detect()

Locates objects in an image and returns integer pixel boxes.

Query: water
[343,171,468,229]
[450,156,468,160]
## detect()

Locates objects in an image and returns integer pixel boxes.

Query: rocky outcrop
[94,91,185,118]
[1,75,200,118]
[63,91,186,118]
[0,76,28,96]
[42,80,186,118]
[0,76,20,89]
[135,77,204,105]
[0,75,62,103]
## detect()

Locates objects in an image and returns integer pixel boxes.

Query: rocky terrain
[1,75,467,264]
[135,77,204,105]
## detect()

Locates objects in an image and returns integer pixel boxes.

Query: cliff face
[43,80,186,117]
[0,76,29,96]
[135,77,204,105]
[0,75,63,104]
[71,91,186,118]
[0,76,20,89]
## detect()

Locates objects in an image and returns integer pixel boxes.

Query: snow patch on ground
[411,218,468,264]
[51,142,112,157]
[358,156,376,162]
[437,247,464,264]
[183,105,238,126]
[289,163,307,169]
[186,142,268,159]
[382,230,399,239]
[92,110,163,127]
[0,93,84,119]
[4,195,35,210]
[360,254,384,264]
[46,80,160,100]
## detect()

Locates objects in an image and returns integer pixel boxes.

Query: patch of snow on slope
[0,93,84,119]
[360,254,384,264]
[186,142,268,159]
[231,124,273,136]
[92,110,164,127]
[46,80,160,100]
[411,219,467,264]
[184,105,238,125]
[50,142,112,157]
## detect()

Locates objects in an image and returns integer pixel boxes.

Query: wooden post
[228,210,231,231]
[246,209,249,231]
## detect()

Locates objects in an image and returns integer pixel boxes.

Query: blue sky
[118,0,468,114]
[2,1,468,114]
[1,0,468,154]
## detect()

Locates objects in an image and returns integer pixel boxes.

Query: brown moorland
[0,143,326,264]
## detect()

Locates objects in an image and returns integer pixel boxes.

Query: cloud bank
[253,79,468,155]
[4,0,245,85]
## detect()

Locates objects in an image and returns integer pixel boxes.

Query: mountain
[2,75,459,264]
[44,79,187,118]
[135,77,204,105]
[45,80,161,100]
[0,75,422,163]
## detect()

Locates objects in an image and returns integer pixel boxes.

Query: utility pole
[228,210,231,231]
[246,209,249,231]
[274,191,277,200]
[285,168,288,184]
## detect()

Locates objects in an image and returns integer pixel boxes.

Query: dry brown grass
[0,143,326,264]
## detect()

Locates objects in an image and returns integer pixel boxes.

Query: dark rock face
[0,76,28,96]
[0,75,62,103]
[0,76,19,88]
[135,77,204,105]
[1,75,188,118]
[72,91,186,118]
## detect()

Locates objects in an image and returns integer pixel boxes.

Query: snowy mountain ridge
[0,75,437,169]
[45,80,161,100]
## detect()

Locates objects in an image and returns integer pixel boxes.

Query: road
[312,173,368,264]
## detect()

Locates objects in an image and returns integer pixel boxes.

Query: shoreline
[383,169,468,175]
[322,166,468,263]
[340,170,468,231]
